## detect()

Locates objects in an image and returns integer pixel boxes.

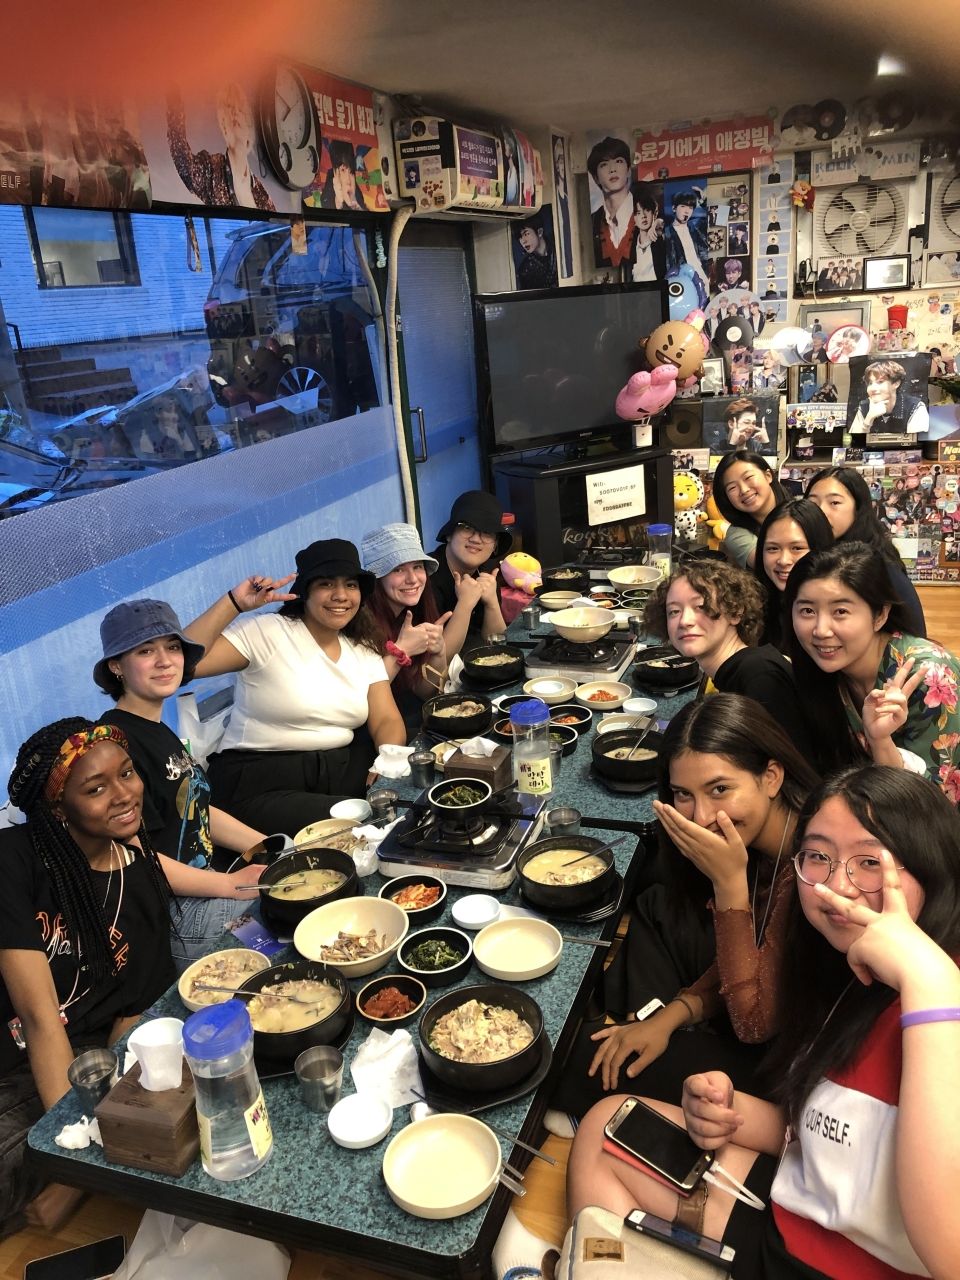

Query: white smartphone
[625,1210,736,1270]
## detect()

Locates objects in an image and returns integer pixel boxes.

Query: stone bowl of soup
[591,728,664,784]
[632,645,700,691]
[517,834,617,910]
[539,566,591,596]
[417,982,545,1092]
[257,848,359,934]
[422,692,493,739]
[461,644,525,686]
[236,959,352,1064]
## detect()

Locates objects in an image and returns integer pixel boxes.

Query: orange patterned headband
[44,724,128,804]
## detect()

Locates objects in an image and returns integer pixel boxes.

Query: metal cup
[67,1048,119,1113]
[369,789,399,822]
[295,1045,344,1114]
[545,804,581,837]
[521,604,541,632]
[409,750,436,789]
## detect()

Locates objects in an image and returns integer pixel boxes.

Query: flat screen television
[474,282,667,455]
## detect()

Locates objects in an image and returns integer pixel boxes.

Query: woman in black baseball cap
[183,539,405,835]
[430,490,513,652]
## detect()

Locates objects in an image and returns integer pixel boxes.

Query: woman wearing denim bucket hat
[185,539,406,835]
[430,490,512,653]
[94,599,270,972]
[361,523,457,733]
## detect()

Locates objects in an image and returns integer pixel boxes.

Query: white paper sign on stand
[585,464,647,526]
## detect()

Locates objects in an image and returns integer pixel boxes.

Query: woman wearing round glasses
[429,491,511,652]
[569,764,960,1278]
[784,542,960,798]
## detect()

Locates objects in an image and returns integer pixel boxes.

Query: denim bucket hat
[93,599,205,692]
[361,523,439,579]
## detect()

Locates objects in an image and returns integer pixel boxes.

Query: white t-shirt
[217,613,388,752]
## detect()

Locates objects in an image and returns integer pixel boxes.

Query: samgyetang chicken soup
[246,980,341,1033]
[523,848,607,886]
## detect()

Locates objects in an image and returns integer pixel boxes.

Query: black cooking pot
[591,728,663,783]
[426,777,493,826]
[237,959,352,1063]
[422,692,493,738]
[539,566,591,595]
[461,644,525,686]
[258,849,360,934]
[517,834,616,911]
[418,982,544,1092]
[632,645,700,690]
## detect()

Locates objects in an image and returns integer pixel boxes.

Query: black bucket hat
[292,538,376,601]
[93,599,205,693]
[436,491,513,560]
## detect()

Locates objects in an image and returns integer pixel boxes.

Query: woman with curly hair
[187,539,406,834]
[0,719,173,1234]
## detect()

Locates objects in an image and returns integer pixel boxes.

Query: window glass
[0,208,383,514]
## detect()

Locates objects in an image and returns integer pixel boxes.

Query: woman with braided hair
[0,718,174,1234]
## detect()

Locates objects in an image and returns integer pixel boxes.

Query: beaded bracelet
[900,1007,960,1029]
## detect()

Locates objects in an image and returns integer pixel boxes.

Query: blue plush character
[667,264,708,319]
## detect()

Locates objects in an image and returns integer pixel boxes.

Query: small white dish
[330,798,373,823]
[522,675,578,706]
[452,894,501,931]
[473,917,563,981]
[624,696,657,716]
[328,1093,393,1149]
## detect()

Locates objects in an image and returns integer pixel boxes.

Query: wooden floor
[3,583,955,1278]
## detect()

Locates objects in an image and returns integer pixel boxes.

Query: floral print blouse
[843,632,960,801]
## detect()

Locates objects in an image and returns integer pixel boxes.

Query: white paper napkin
[371,744,415,779]
[55,1117,102,1149]
[443,654,465,693]
[460,735,497,758]
[350,1027,423,1108]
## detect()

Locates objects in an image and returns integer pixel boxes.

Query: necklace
[751,811,792,947]
[101,840,125,936]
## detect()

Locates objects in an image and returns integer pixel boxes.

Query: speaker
[663,402,703,449]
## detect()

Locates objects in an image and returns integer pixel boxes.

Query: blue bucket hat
[93,599,205,693]
[361,523,439,579]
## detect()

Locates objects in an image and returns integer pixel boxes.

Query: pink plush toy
[500,551,542,595]
[615,364,679,422]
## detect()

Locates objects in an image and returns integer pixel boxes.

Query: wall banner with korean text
[634,115,774,181]
[299,66,388,212]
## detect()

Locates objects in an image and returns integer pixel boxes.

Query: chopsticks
[410,1088,557,1166]
[559,934,611,948]
[562,835,627,867]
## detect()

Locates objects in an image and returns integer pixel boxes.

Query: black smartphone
[23,1235,126,1280]
[604,1096,714,1194]
[625,1210,735,1270]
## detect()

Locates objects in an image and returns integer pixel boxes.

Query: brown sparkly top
[166,95,275,212]
[680,858,794,1044]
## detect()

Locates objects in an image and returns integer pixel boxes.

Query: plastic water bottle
[182,999,273,1181]
[510,698,553,796]
[647,523,673,580]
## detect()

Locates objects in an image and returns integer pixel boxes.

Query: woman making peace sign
[784,542,960,798]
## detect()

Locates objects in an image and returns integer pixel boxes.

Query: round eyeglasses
[454,523,496,543]
[793,849,900,894]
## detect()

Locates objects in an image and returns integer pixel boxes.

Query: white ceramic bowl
[538,590,580,611]
[548,606,616,644]
[521,675,578,706]
[608,565,663,588]
[473,917,563,981]
[329,798,373,823]
[623,696,658,716]
[382,1113,501,1219]
[178,948,270,1013]
[452,894,501,931]
[596,712,654,735]
[328,1093,393,1149]
[293,896,410,978]
[574,680,632,711]
[293,818,357,851]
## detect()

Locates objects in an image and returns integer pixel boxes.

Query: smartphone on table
[603,1096,714,1194]
[23,1235,126,1280]
[624,1210,736,1271]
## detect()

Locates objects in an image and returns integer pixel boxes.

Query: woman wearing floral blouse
[784,543,960,798]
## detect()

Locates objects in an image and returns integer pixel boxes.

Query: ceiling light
[876,53,908,77]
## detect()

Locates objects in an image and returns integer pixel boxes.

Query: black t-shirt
[0,825,174,1075]
[100,710,213,868]
[430,546,502,653]
[713,645,814,757]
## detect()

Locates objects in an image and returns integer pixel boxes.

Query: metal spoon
[561,834,628,867]
[625,717,657,762]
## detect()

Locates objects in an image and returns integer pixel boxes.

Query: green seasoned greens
[405,938,465,971]
[435,784,485,807]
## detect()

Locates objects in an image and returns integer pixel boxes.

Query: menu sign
[585,464,647,526]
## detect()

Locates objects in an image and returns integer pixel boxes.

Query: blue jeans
[169,895,262,974]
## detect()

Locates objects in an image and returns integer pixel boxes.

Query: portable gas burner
[377,790,547,889]
[525,635,638,684]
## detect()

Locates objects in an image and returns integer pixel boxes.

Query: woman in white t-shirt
[187,539,406,835]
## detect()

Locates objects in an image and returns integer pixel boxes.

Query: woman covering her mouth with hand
[187,539,406,835]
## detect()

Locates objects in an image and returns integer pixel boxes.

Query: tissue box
[95,1061,199,1176]
[444,745,512,791]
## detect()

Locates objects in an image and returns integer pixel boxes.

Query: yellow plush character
[673,470,705,545]
[704,493,729,551]
[500,551,542,595]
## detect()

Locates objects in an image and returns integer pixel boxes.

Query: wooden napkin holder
[95,1061,199,1177]
[443,744,512,791]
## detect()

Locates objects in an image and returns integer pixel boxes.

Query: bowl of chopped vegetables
[293,896,410,978]
[356,974,427,1028]
[426,777,492,825]
[398,926,474,989]
[574,680,632,710]
[379,874,448,925]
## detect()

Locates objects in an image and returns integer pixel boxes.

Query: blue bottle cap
[509,697,550,726]
[648,523,673,535]
[183,999,253,1061]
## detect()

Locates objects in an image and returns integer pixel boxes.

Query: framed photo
[699,357,725,395]
[798,299,872,336]
[702,389,780,454]
[921,249,960,287]
[863,255,910,292]
[813,255,864,294]
[788,363,820,402]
